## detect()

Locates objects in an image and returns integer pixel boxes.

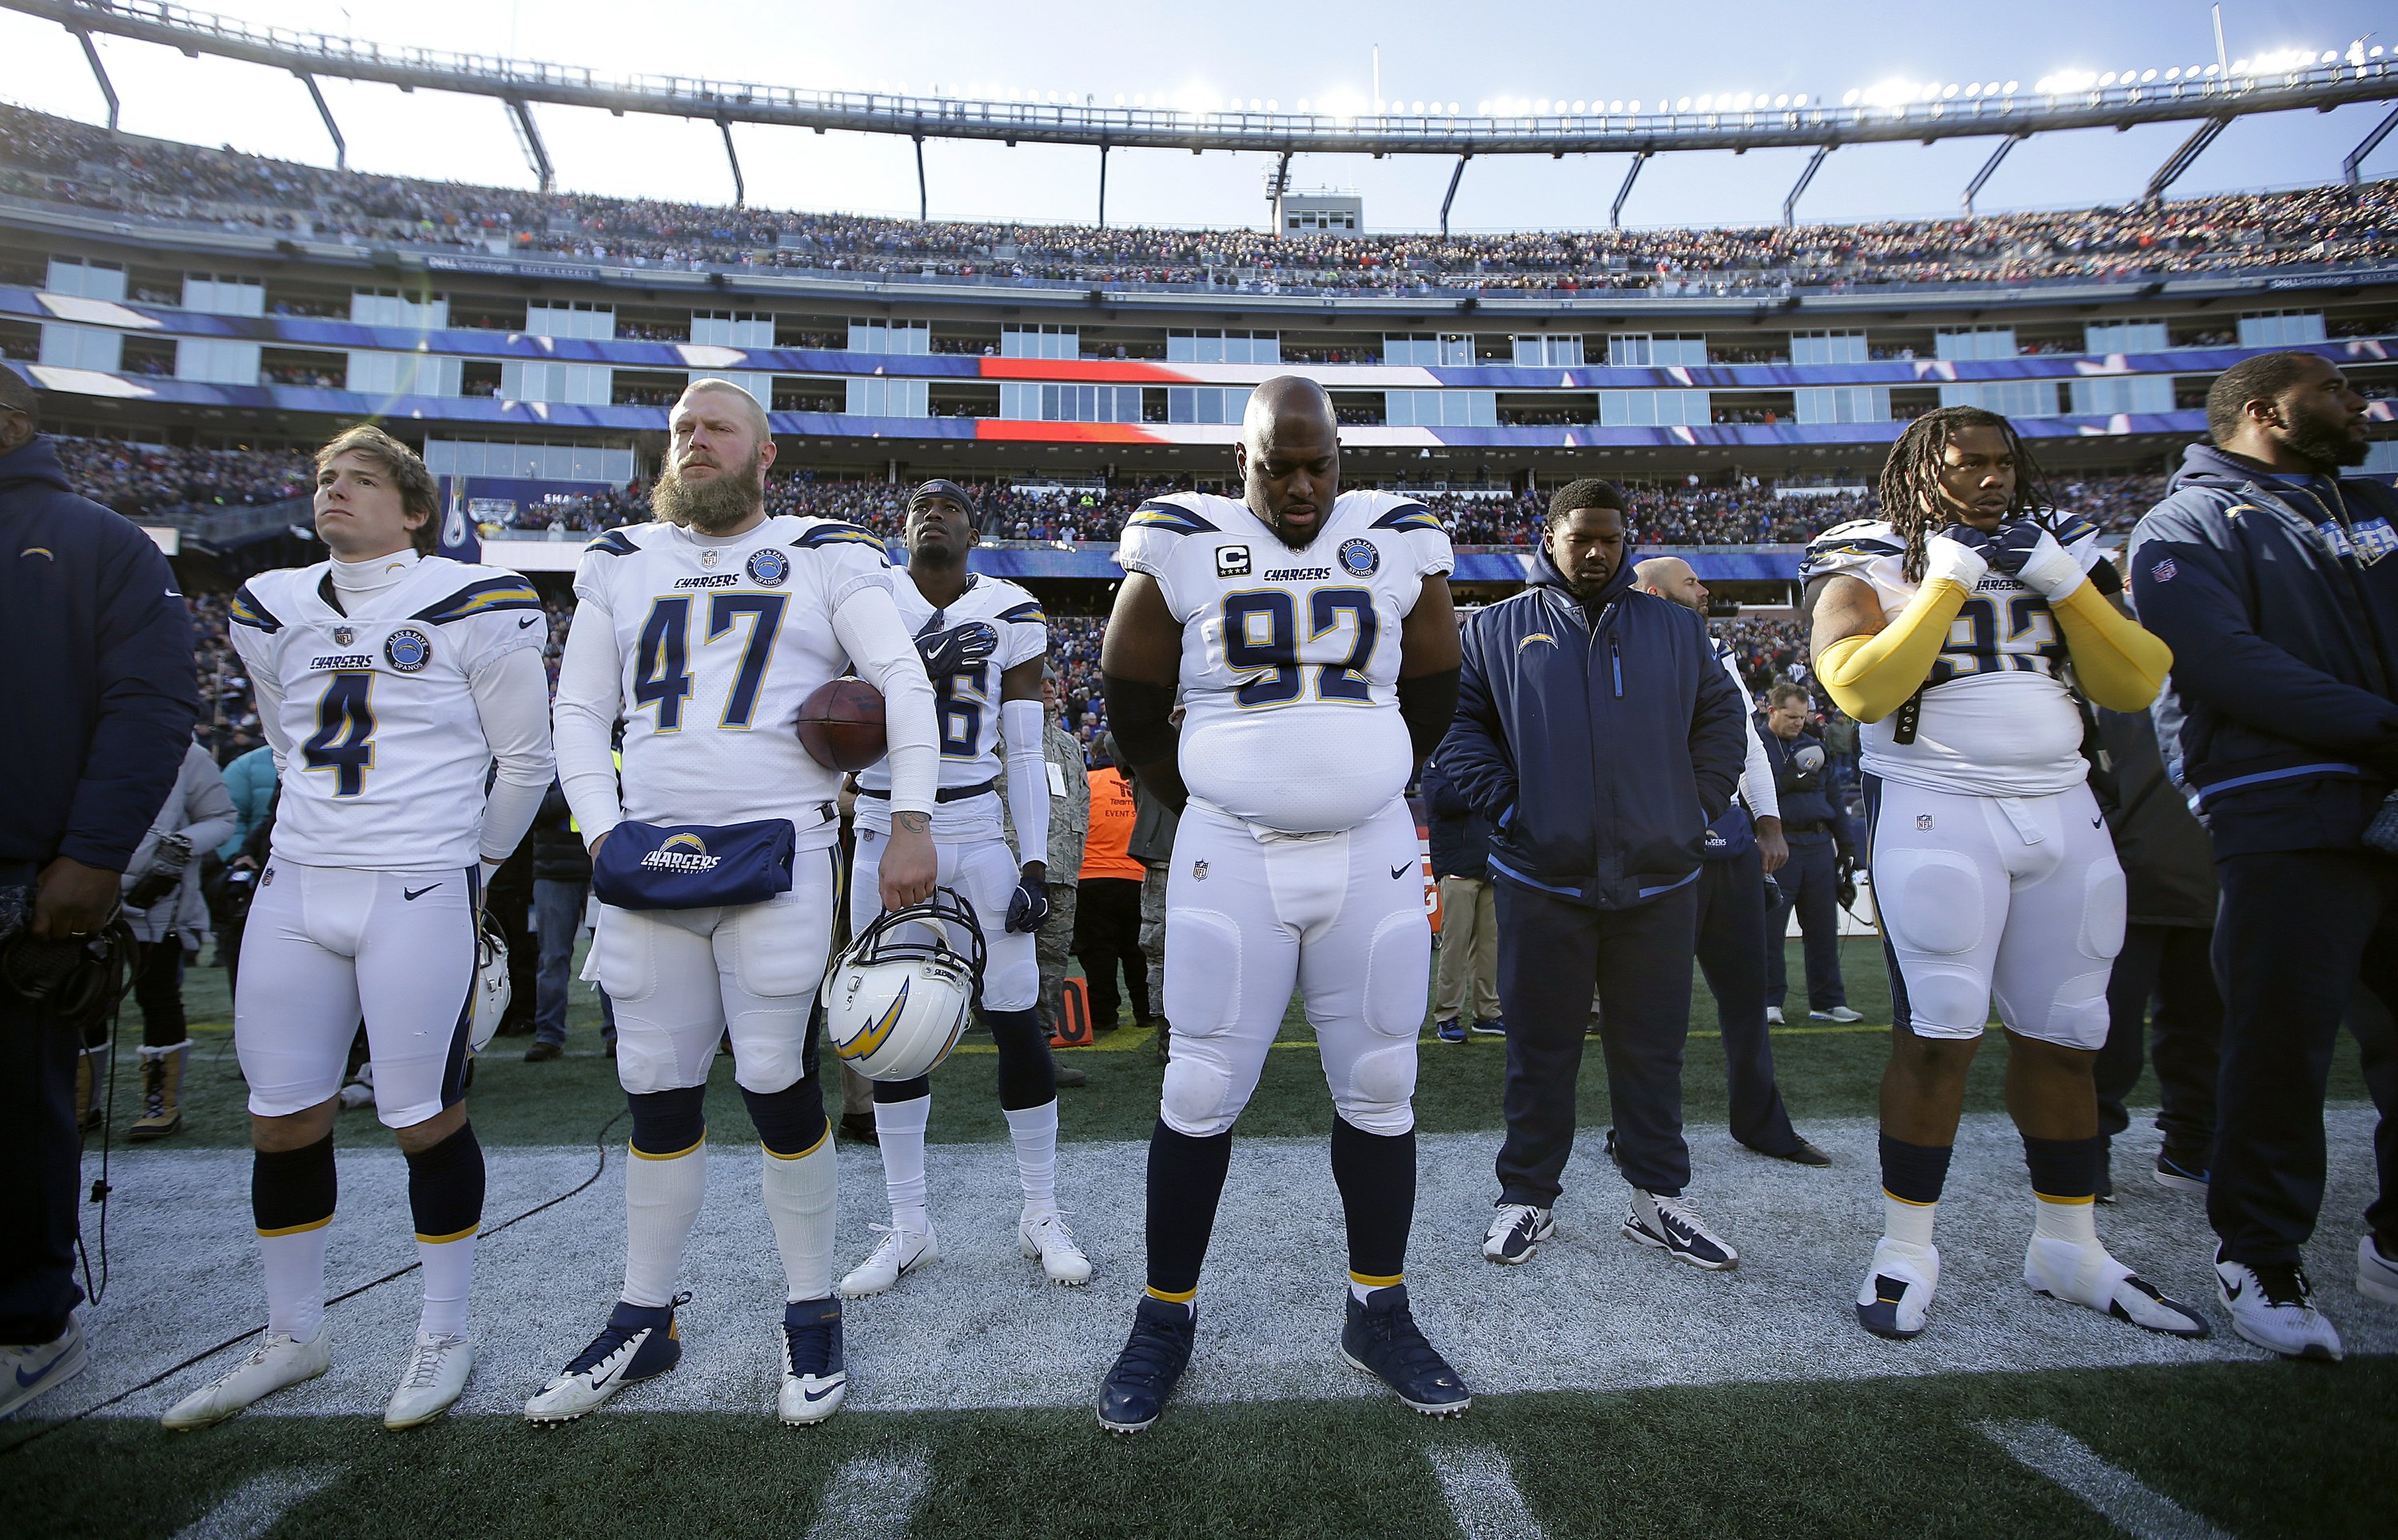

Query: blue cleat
[1468,1016,1506,1037]
[524,1295,687,1423]
[1097,1295,1197,1435]
[1340,1285,1469,1416]
[1435,1018,1467,1044]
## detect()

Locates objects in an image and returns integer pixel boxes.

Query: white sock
[1882,1192,1938,1252]
[259,1226,331,1343]
[1004,1100,1060,1216]
[415,1232,476,1338]
[874,1094,933,1233]
[623,1140,708,1308]
[1348,1279,1398,1305]
[2031,1191,2099,1248]
[761,1136,839,1303]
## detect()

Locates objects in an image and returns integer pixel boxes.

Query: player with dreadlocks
[1799,405,2206,1343]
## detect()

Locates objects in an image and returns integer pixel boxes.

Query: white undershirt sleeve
[230,627,293,772]
[1001,698,1050,869]
[831,584,938,815]
[552,591,627,842]
[470,645,557,865]
[1723,651,1780,821]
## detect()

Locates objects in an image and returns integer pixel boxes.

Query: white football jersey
[229,557,545,869]
[1800,511,2105,798]
[568,515,895,846]
[1117,489,1454,834]
[856,572,1047,842]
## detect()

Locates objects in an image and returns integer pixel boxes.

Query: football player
[1093,376,1465,1432]
[1802,405,2206,1343]
[164,425,555,1432]
[840,480,1089,1295]
[531,380,939,1426]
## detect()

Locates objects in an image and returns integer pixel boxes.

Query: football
[796,678,887,771]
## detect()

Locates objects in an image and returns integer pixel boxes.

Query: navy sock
[1878,1133,1953,1206]
[253,1132,337,1232]
[1330,1117,1415,1285]
[2022,1134,2104,1201]
[1144,1119,1233,1300]
[404,1120,485,1242]
[986,1007,1058,1109]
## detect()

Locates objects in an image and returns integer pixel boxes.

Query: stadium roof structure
[14,0,2398,234]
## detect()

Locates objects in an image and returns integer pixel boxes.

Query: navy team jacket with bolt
[1438,543,1746,909]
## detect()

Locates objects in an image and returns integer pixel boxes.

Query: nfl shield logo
[1193,859,1209,881]
[2149,558,2178,583]
[1916,814,1935,830]
[333,625,354,646]
[700,548,719,567]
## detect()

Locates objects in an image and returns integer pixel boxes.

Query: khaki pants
[1035,880,1079,1033]
[1139,866,1169,1025]
[1434,875,1501,1024]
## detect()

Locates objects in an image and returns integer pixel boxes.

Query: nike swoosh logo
[519,617,539,629]
[403,884,441,901]
[2090,818,2104,829]
[802,1382,842,1401]
[2223,1276,2244,1300]
[15,1345,67,1387]
[1390,862,1413,881]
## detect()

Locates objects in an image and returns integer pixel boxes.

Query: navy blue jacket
[0,435,197,872]
[1440,544,1747,909]
[1755,717,1847,849]
[2126,442,2398,856]
[1420,757,1492,880]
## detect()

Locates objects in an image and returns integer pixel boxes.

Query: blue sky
[1,0,2390,231]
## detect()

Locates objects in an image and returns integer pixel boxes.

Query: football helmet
[821,888,986,1082]
[468,910,512,1053]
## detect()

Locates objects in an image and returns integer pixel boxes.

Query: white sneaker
[2216,1251,2342,1361]
[1856,1236,1940,1339]
[1482,1204,1556,1264]
[0,1315,88,1420]
[383,1332,472,1430]
[2361,1236,2398,1306]
[1622,1189,1738,1270]
[1018,1210,1093,1286]
[1809,1006,1864,1023]
[162,1331,330,1431]
[1765,1006,1784,1025]
[2025,1236,2208,1338]
[778,1298,846,1427]
[839,1221,938,1298]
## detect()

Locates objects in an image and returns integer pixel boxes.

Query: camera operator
[0,368,197,1417]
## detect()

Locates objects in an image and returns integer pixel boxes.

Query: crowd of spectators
[55,437,313,519]
[7,103,2394,296]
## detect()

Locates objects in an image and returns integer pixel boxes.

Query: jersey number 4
[1222,587,1377,706]
[634,594,789,730]
[302,671,376,797]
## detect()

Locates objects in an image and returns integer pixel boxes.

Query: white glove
[1921,526,1991,589]
[1994,523,2089,600]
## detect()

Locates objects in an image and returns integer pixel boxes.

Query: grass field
[6,937,2390,1540]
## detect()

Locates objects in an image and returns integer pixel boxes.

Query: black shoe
[838,1112,879,1146]
[524,1040,563,1062]
[1054,1063,1089,1088]
[1097,1295,1197,1434]
[1763,1139,1832,1168]
[2155,1145,2209,1193]
[1340,1285,1469,1416]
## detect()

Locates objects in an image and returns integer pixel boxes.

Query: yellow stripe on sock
[630,1132,707,1161]
[762,1126,831,1161]
[1348,1271,1404,1288]
[414,1222,481,1244]
[1882,1188,1938,1207]
[255,1215,333,1238]
[1145,1284,1197,1304]
[2032,1191,2096,1206]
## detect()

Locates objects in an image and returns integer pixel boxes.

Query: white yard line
[55,1109,2387,1423]
[169,1466,337,1540]
[1978,1420,2233,1540]
[1427,1444,1547,1540]
[803,1450,932,1540]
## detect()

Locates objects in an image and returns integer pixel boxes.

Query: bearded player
[531,380,938,1426]
[1803,405,2207,1343]
[1093,376,1465,1433]
[839,479,1091,1296]
[163,425,554,1432]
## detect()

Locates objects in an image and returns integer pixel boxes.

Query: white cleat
[384,1332,472,1431]
[161,1331,331,1431]
[1018,1210,1093,1286]
[2360,1236,2398,1307]
[839,1221,938,1298]
[778,1298,846,1427]
[2217,1253,2342,1361]
[1857,1236,1941,1340]
[2026,1236,2209,1339]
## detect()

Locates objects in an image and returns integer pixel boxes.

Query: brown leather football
[796,678,887,771]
